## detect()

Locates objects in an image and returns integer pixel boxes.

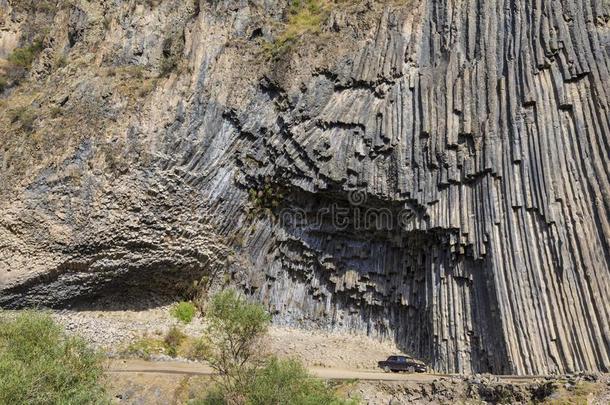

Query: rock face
[0,0,609,375]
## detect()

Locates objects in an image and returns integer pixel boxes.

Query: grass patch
[7,40,44,70]
[124,336,167,360]
[264,0,333,59]
[2,39,45,89]
[123,327,205,360]
[544,381,603,404]
[8,106,37,132]
[0,311,108,405]
[164,325,187,357]
[171,301,198,324]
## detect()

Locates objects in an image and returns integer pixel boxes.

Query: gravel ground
[48,291,402,370]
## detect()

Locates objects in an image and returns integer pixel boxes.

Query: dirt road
[108,359,446,382]
[107,359,546,383]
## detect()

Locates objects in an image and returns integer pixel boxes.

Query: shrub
[124,337,166,360]
[8,106,37,132]
[7,40,44,70]
[244,357,357,405]
[159,54,178,77]
[185,337,208,361]
[124,327,188,359]
[0,311,108,405]
[158,33,184,77]
[164,326,187,357]
[195,357,356,405]
[171,301,198,323]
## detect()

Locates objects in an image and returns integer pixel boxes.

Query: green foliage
[164,326,187,357]
[7,40,44,69]
[124,336,167,360]
[159,55,178,77]
[264,0,331,59]
[158,32,185,77]
[171,301,198,324]
[203,290,271,373]
[0,311,108,405]
[196,290,271,402]
[124,327,188,359]
[248,181,285,219]
[244,357,357,405]
[185,337,209,361]
[530,381,557,402]
[2,40,45,88]
[192,292,356,404]
[194,357,356,405]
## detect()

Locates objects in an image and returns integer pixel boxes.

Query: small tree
[201,290,271,402]
[196,291,357,405]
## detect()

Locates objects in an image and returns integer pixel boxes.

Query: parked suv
[378,355,427,373]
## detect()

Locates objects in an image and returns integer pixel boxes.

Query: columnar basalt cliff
[0,0,609,375]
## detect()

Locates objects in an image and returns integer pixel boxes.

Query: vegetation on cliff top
[261,0,339,59]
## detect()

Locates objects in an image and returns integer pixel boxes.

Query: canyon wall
[0,0,609,375]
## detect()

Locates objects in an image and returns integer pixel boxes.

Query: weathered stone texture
[1,0,609,375]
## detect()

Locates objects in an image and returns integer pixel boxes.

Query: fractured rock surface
[0,0,609,375]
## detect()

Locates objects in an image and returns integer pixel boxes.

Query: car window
[388,356,396,361]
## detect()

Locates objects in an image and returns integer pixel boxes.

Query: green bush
[123,328,187,359]
[244,357,356,405]
[171,301,198,323]
[185,337,208,361]
[7,40,44,69]
[195,357,356,405]
[0,311,108,405]
[124,336,166,360]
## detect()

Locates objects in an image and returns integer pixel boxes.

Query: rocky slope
[0,0,609,375]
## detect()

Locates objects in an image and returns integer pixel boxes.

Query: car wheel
[383,366,391,373]
[407,366,415,373]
